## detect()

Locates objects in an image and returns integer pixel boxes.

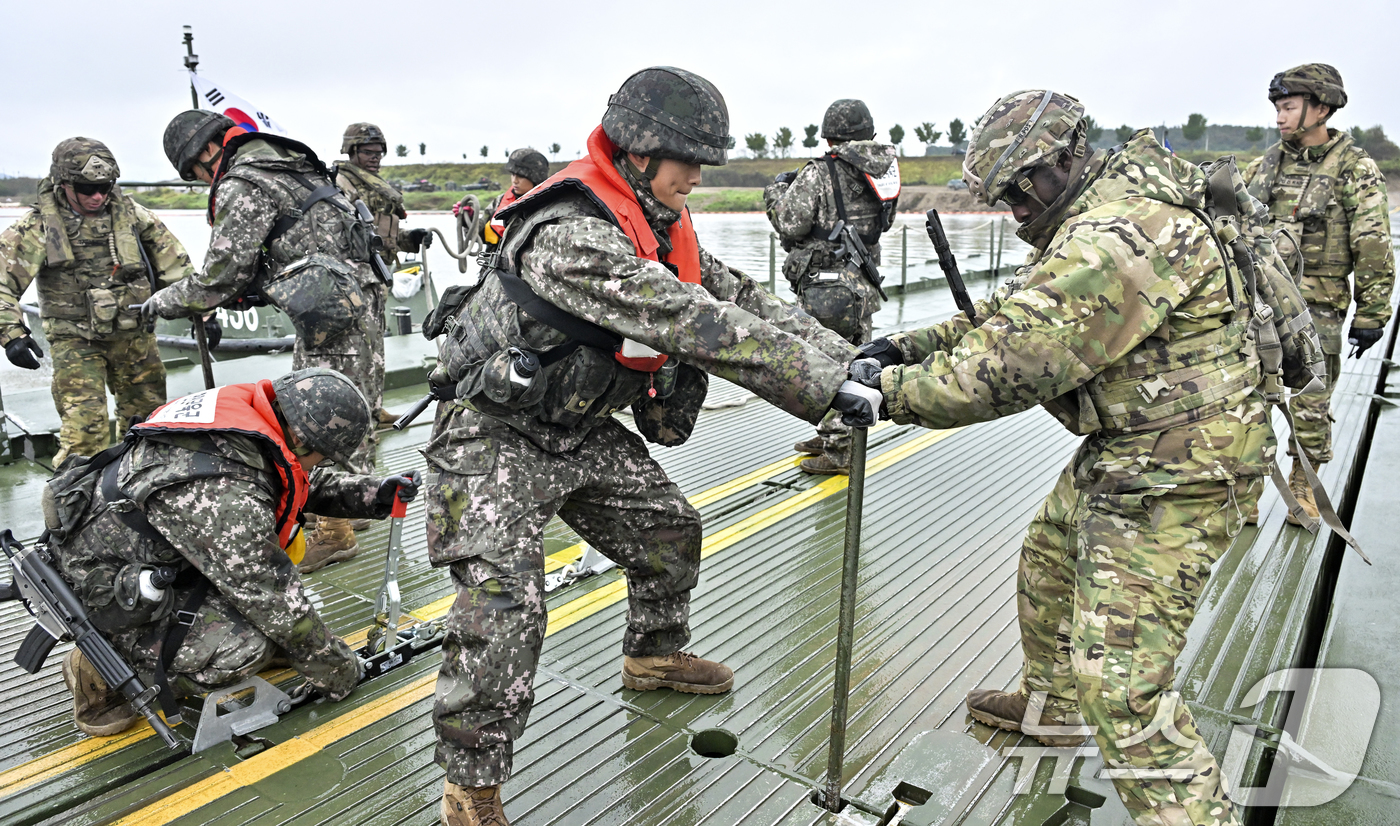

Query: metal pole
[823,424,868,812]
[995,216,1006,277]
[192,319,215,389]
[768,233,777,293]
[183,26,199,109]
[900,224,908,289]
[988,220,995,280]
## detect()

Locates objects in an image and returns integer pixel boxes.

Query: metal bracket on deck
[544,545,617,592]
[190,676,293,754]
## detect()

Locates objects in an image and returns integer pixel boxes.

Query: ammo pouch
[85,287,120,334]
[800,269,867,341]
[261,254,366,347]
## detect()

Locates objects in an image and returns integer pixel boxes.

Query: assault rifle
[924,209,977,322]
[827,220,888,301]
[353,200,396,286]
[0,530,183,750]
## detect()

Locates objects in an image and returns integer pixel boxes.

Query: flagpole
[183,25,199,109]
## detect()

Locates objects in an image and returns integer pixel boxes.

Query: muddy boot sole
[622,671,734,695]
[967,704,1084,748]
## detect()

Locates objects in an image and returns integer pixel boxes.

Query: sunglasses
[356,148,386,159]
[1000,170,1040,207]
[71,181,114,197]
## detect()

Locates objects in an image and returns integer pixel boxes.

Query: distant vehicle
[946,178,968,190]
[462,175,499,191]
[404,178,438,193]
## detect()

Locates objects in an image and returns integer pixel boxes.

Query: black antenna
[182,25,199,108]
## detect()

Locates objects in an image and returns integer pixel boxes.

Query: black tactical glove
[375,469,423,508]
[193,316,222,349]
[857,338,903,368]
[1348,325,1384,358]
[4,335,43,370]
[773,170,799,185]
[406,228,432,249]
[831,358,886,426]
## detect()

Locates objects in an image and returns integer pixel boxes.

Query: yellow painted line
[19,425,959,822]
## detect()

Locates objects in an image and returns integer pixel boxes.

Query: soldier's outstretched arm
[131,202,195,287]
[1343,155,1396,329]
[0,214,44,344]
[521,217,856,423]
[880,220,1202,430]
[762,163,821,240]
[142,475,360,699]
[303,466,421,519]
[148,177,277,318]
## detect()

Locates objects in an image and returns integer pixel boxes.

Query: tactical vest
[336,162,407,259]
[32,179,153,340]
[1248,132,1356,282]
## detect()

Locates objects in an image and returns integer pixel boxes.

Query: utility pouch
[261,254,366,347]
[422,283,481,340]
[86,288,119,334]
[476,348,548,409]
[800,270,866,341]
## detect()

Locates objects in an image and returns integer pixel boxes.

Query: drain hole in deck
[690,729,738,758]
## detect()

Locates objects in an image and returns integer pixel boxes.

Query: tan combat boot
[966,688,1088,747]
[298,517,359,574]
[376,408,398,429]
[623,651,734,694]
[61,648,139,737]
[441,781,509,826]
[1285,461,1322,526]
[794,436,825,455]
[799,454,849,475]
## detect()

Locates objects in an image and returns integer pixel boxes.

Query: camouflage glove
[140,290,182,322]
[774,170,798,185]
[406,228,432,249]
[4,335,43,370]
[1348,325,1384,358]
[857,338,903,368]
[375,469,422,507]
[831,358,886,426]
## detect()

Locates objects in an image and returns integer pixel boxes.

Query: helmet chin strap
[626,154,665,182]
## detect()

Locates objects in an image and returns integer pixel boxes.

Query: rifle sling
[265,173,348,246]
[495,269,622,367]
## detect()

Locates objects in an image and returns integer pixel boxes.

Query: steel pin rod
[823,424,868,812]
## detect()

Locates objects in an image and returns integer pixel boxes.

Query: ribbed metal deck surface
[1,300,1392,826]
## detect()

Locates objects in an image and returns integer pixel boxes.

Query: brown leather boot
[799,454,849,475]
[298,517,359,574]
[794,436,825,455]
[966,688,1087,747]
[622,651,734,694]
[441,782,509,826]
[1285,461,1322,526]
[61,648,139,737]
[376,408,398,431]
[347,519,374,531]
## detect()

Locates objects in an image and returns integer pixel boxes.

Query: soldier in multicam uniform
[146,111,388,573]
[764,99,898,474]
[424,67,875,825]
[480,147,550,249]
[0,138,194,466]
[1243,64,1395,524]
[851,91,1274,826]
[46,368,420,738]
[336,122,433,429]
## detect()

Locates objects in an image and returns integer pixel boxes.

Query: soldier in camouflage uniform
[852,91,1274,826]
[764,99,898,474]
[47,369,420,738]
[425,67,871,825]
[1243,64,1395,524]
[480,148,550,249]
[0,138,194,466]
[336,122,432,428]
[147,111,387,572]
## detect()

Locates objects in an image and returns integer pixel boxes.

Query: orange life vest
[133,380,308,553]
[502,125,702,371]
[487,186,521,241]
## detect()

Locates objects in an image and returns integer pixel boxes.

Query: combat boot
[966,688,1087,747]
[799,454,849,475]
[1285,461,1322,526]
[441,781,509,826]
[61,648,139,737]
[347,518,374,531]
[376,408,397,430]
[794,436,825,455]
[622,651,734,694]
[298,517,359,574]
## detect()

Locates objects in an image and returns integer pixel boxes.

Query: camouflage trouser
[1017,403,1273,826]
[108,587,276,698]
[1289,307,1343,464]
[293,296,383,475]
[49,333,166,466]
[803,300,872,463]
[427,417,702,786]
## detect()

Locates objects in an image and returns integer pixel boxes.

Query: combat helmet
[163,110,236,181]
[342,122,387,155]
[1269,63,1347,110]
[50,138,120,184]
[962,90,1086,208]
[821,99,876,142]
[602,66,734,166]
[270,368,371,467]
[505,147,549,185]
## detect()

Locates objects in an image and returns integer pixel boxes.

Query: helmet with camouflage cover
[50,138,120,184]
[271,368,371,467]
[1268,63,1347,110]
[821,99,876,142]
[506,147,549,185]
[342,122,388,155]
[164,110,236,181]
[962,90,1086,208]
[601,66,733,166]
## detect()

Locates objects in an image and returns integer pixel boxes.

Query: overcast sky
[2,0,1395,180]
